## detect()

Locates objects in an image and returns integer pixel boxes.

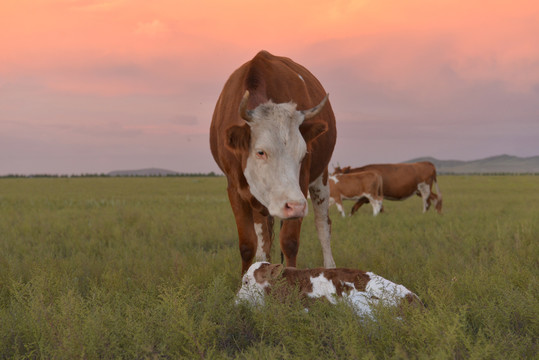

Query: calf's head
[226,91,329,219]
[236,261,284,306]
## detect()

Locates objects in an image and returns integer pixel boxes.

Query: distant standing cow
[210,50,337,274]
[334,162,442,214]
[328,171,383,217]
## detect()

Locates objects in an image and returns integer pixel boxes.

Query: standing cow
[328,171,384,217]
[334,162,442,214]
[210,51,337,273]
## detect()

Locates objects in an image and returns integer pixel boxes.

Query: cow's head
[226,91,329,219]
[236,261,284,306]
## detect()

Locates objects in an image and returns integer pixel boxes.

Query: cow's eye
[255,150,267,159]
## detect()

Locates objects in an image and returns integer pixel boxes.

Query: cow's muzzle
[282,200,307,219]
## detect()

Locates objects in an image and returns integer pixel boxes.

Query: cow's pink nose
[283,201,307,218]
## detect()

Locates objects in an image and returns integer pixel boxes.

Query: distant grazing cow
[210,50,337,274]
[328,171,383,217]
[334,162,442,214]
[237,262,423,317]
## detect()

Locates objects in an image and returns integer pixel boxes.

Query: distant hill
[107,155,539,176]
[404,155,539,174]
[107,168,180,176]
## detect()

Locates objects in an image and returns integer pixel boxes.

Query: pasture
[0,176,537,359]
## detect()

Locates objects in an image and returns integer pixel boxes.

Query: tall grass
[0,176,537,358]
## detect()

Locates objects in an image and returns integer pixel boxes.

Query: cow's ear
[300,120,328,143]
[267,264,284,279]
[225,124,251,152]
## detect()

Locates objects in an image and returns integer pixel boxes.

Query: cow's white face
[226,92,329,219]
[244,101,308,218]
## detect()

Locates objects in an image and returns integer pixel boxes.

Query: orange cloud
[0,0,536,100]
[69,0,125,12]
[134,20,168,36]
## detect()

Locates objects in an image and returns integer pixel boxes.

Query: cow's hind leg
[351,198,369,216]
[417,182,431,213]
[365,195,383,216]
[308,171,336,268]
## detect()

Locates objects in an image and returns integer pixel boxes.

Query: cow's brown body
[334,162,442,214]
[329,171,384,216]
[210,51,337,273]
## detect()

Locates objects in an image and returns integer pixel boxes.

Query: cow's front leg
[252,211,274,262]
[309,171,336,268]
[279,218,303,267]
[350,197,369,215]
[227,185,257,274]
[335,198,347,217]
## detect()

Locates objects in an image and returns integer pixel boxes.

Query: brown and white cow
[210,51,337,273]
[334,162,442,214]
[328,171,384,217]
[237,262,423,317]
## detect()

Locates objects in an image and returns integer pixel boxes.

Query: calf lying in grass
[236,262,422,317]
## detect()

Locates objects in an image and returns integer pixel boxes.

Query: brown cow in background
[328,171,384,217]
[334,161,442,214]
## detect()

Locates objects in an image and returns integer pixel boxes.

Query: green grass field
[0,176,537,359]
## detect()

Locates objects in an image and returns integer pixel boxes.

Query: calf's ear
[267,264,284,279]
[300,120,328,144]
[225,124,251,152]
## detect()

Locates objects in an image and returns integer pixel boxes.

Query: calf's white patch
[309,274,338,304]
[365,272,413,307]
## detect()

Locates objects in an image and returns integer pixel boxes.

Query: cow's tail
[280,220,284,264]
[378,175,385,213]
[433,173,442,213]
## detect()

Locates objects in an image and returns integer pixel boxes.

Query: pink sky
[1,0,538,175]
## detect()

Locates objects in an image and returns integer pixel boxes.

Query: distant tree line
[106,172,222,178]
[0,172,223,178]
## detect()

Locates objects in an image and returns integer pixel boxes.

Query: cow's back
[351,164,415,198]
[411,161,437,182]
